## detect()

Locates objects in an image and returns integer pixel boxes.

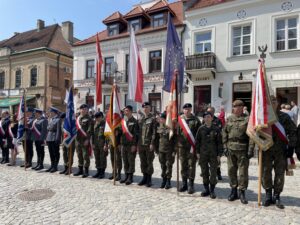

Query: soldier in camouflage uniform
[263,96,297,209]
[92,112,107,179]
[108,127,122,181]
[156,111,176,189]
[196,111,222,199]
[222,100,254,204]
[74,104,94,178]
[120,105,139,185]
[178,103,201,194]
[137,102,157,187]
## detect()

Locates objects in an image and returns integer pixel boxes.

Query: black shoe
[138,173,147,186]
[239,190,248,204]
[65,167,72,175]
[50,165,58,173]
[146,174,152,187]
[188,179,195,194]
[0,159,4,164]
[20,164,25,167]
[108,174,114,180]
[74,166,83,176]
[60,166,68,174]
[179,179,188,192]
[263,189,273,207]
[35,164,44,170]
[228,188,238,201]
[210,184,216,199]
[120,173,128,183]
[31,164,39,170]
[45,165,53,172]
[25,164,32,168]
[82,167,89,178]
[217,168,222,181]
[201,184,210,197]
[160,178,167,189]
[115,172,121,181]
[93,169,101,178]
[273,192,284,209]
[125,173,133,185]
[98,169,105,179]
[165,178,171,190]
[7,163,16,166]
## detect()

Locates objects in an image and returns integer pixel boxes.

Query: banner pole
[23,90,27,171]
[258,147,262,206]
[68,144,72,177]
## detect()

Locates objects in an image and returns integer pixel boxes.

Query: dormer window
[152,13,166,27]
[129,19,141,32]
[108,24,119,36]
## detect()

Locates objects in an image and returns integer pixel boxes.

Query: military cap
[125,105,133,111]
[34,108,43,114]
[95,111,104,118]
[142,102,150,108]
[232,100,244,107]
[60,113,66,119]
[49,106,60,114]
[79,104,88,109]
[203,111,212,118]
[160,111,166,119]
[26,107,34,113]
[183,103,192,109]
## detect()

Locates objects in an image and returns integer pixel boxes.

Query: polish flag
[166,70,178,139]
[128,26,144,103]
[96,32,103,105]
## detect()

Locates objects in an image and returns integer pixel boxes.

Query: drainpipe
[43,63,47,110]
[8,55,12,112]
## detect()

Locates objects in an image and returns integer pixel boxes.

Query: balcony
[74,78,95,88]
[103,71,127,85]
[185,52,216,71]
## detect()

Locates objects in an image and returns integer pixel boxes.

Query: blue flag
[17,96,25,141]
[163,14,185,93]
[63,87,77,147]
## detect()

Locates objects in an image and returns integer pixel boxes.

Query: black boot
[125,173,133,185]
[32,162,39,170]
[188,179,195,194]
[82,167,89,178]
[50,164,58,173]
[93,169,101,178]
[273,192,284,209]
[45,164,54,172]
[210,184,216,199]
[160,178,167,189]
[263,189,273,207]
[25,163,32,168]
[201,184,210,197]
[108,172,114,180]
[98,169,105,179]
[120,173,128,183]
[165,178,171,189]
[65,166,72,175]
[74,166,83,176]
[35,163,44,171]
[138,173,147,186]
[179,178,188,192]
[115,170,121,181]
[0,158,4,164]
[217,168,222,180]
[239,190,248,204]
[228,187,238,201]
[59,166,68,174]
[146,174,152,187]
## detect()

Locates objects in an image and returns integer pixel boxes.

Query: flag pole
[112,83,116,186]
[258,147,262,206]
[68,144,72,177]
[174,70,180,193]
[23,89,27,171]
[113,144,117,186]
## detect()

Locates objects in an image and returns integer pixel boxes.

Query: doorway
[232,82,252,111]
[194,85,211,116]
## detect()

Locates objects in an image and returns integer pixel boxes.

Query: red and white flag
[96,32,103,105]
[166,71,178,139]
[128,26,143,103]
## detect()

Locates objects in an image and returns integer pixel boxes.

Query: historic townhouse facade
[183,0,300,114]
[73,0,184,113]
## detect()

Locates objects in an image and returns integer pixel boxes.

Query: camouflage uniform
[93,119,107,178]
[138,113,157,186]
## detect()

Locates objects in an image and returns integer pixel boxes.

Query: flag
[64,89,69,104]
[96,32,103,105]
[166,70,178,139]
[128,26,144,103]
[104,84,122,147]
[163,14,185,93]
[63,87,77,147]
[246,59,277,150]
[17,95,25,141]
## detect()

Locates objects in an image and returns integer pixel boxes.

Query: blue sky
[0,0,177,41]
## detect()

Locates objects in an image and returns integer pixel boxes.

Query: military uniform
[93,119,107,178]
[263,111,297,208]
[23,114,34,167]
[137,112,157,187]
[0,115,10,164]
[109,127,122,180]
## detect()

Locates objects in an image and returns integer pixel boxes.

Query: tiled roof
[187,0,234,11]
[103,11,127,24]
[123,5,149,20]
[146,0,170,13]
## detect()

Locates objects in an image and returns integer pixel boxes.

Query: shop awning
[0,96,35,108]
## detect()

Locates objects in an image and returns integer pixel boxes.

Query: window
[276,17,298,51]
[86,60,95,79]
[30,68,37,87]
[149,50,162,73]
[153,13,166,27]
[194,85,211,117]
[125,94,137,112]
[104,95,111,112]
[232,24,251,56]
[15,70,21,88]
[149,93,161,113]
[64,79,70,89]
[104,57,114,75]
[125,54,129,82]
[108,24,119,36]
[129,19,140,32]
[195,31,212,54]
[0,72,4,89]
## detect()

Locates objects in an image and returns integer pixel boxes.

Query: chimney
[37,19,45,31]
[62,21,74,44]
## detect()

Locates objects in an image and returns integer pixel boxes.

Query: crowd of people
[0,97,300,209]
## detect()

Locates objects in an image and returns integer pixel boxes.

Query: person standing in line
[7,114,18,166]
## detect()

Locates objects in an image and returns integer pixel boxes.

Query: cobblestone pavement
[0,147,300,225]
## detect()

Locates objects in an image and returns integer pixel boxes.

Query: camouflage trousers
[262,147,286,193]
[199,151,218,185]
[62,141,75,167]
[179,146,197,180]
[122,145,137,174]
[76,141,90,168]
[227,150,249,190]
[110,145,122,172]
[94,145,108,169]
[138,145,155,175]
[159,151,175,179]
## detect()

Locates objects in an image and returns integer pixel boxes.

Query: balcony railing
[185,52,216,70]
[103,70,127,85]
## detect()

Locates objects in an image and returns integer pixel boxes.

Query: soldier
[108,127,122,181]
[137,102,157,187]
[74,104,93,178]
[156,111,176,189]
[196,111,222,199]
[177,103,201,194]
[20,107,34,168]
[59,113,75,175]
[263,96,297,209]
[31,109,48,170]
[92,112,107,179]
[0,111,10,164]
[222,100,254,204]
[120,105,139,185]
[46,107,61,173]
[207,106,223,180]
